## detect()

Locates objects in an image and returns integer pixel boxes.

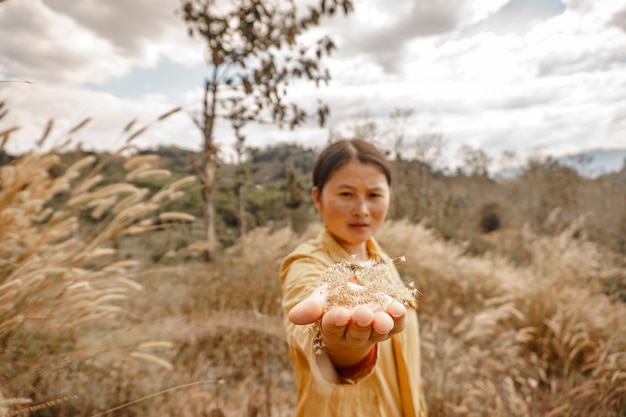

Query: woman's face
[312,160,390,258]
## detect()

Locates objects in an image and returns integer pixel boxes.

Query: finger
[345,306,374,344]
[371,311,394,337]
[321,306,352,339]
[288,285,327,325]
[385,300,407,334]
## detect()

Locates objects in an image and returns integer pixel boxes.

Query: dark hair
[312,139,391,193]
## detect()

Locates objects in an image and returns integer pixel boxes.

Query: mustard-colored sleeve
[280,252,324,315]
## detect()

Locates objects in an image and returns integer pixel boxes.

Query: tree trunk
[234,128,247,238]
[202,78,219,261]
[236,179,246,237]
[202,158,218,261]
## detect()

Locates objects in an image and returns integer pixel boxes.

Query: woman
[279,139,428,417]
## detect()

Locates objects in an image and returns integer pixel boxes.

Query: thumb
[288,285,327,325]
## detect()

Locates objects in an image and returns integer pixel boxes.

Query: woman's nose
[352,197,369,216]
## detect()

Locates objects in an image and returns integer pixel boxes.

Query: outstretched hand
[288,285,407,368]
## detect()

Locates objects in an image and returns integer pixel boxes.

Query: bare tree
[180,0,353,260]
[232,119,248,238]
[283,158,306,230]
[387,107,414,161]
[457,144,492,177]
[412,131,445,168]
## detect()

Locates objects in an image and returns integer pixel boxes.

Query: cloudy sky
[1,0,626,169]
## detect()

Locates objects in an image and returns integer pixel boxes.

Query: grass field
[1,127,625,416]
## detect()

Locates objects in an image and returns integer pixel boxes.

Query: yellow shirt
[279,229,428,417]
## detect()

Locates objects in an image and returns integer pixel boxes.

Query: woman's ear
[312,186,321,213]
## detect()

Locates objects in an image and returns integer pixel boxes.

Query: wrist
[335,344,377,380]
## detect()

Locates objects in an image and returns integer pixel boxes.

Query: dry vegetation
[1,103,625,416]
[378,220,626,416]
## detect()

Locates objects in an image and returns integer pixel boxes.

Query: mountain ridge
[556,148,626,177]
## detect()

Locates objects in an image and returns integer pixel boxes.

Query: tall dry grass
[0,104,197,416]
[94,219,623,417]
[377,219,626,417]
[4,206,623,416]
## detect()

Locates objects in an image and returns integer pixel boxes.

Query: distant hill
[557,148,626,177]
[495,148,626,179]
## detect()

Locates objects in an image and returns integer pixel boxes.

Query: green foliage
[249,143,317,181]
[138,146,196,175]
[283,162,306,209]
[479,202,502,233]
[245,183,285,224]
[6,141,625,261]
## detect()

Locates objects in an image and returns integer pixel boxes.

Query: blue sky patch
[88,59,207,97]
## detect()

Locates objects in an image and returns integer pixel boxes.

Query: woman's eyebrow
[333,183,386,191]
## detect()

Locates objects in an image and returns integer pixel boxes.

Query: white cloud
[0,0,203,86]
[42,0,181,57]
[1,0,625,166]
[325,0,511,73]
[1,82,201,154]
[0,0,129,84]
[462,0,512,24]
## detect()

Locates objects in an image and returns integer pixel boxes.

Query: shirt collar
[320,228,385,264]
